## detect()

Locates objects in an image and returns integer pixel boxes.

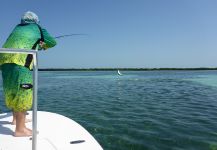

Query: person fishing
[0,11,57,137]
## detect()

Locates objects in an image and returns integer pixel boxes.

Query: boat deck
[0,111,103,150]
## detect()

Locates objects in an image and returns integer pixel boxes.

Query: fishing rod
[54,34,88,39]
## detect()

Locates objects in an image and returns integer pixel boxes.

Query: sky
[0,0,217,68]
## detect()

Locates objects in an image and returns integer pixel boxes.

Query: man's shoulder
[12,23,43,35]
[15,23,41,29]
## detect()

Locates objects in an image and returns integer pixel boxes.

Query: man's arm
[40,28,57,50]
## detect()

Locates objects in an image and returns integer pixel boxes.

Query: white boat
[0,48,103,150]
[117,70,123,76]
[0,111,103,150]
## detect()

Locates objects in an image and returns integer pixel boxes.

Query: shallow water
[1,70,217,150]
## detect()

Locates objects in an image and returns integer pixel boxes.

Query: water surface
[1,70,217,150]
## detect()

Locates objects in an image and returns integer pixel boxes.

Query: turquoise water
[1,70,217,150]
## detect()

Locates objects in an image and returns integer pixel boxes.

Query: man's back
[0,23,56,68]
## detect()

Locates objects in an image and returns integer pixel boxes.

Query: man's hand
[39,41,46,50]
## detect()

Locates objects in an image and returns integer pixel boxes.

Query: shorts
[1,63,33,112]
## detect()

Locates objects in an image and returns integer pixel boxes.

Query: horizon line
[38,67,217,71]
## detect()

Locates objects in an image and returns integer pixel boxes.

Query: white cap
[21,11,39,24]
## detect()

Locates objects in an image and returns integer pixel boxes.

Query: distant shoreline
[38,68,217,71]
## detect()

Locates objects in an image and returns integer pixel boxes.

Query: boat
[0,111,103,150]
[117,70,123,76]
[0,48,103,150]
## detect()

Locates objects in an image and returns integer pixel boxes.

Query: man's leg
[12,111,16,125]
[14,112,32,137]
[11,111,32,125]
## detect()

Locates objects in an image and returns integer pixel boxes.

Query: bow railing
[0,48,38,150]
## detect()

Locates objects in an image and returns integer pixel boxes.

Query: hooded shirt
[0,23,56,69]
